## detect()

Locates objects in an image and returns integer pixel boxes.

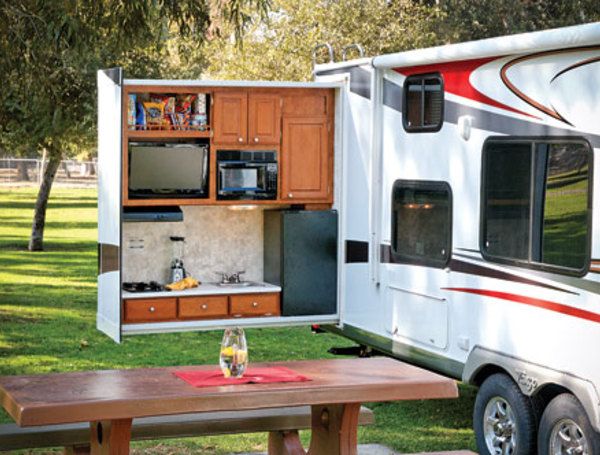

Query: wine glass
[220,327,248,379]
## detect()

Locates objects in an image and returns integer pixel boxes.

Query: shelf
[127,130,210,140]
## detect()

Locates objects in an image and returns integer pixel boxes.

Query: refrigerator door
[265,210,338,316]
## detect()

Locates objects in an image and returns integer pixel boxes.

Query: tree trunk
[28,150,62,251]
[17,161,30,181]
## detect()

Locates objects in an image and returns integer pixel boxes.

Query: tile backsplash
[122,206,264,284]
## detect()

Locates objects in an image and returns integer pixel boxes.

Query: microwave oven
[217,150,278,200]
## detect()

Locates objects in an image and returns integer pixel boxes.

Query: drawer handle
[149,306,156,313]
[201,304,208,310]
[252,302,259,308]
[238,137,244,142]
[254,137,259,143]
[265,313,272,316]
[288,193,293,198]
[233,314,242,318]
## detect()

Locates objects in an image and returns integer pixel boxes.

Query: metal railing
[0,158,97,187]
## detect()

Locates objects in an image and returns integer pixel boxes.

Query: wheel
[537,393,600,455]
[474,373,536,455]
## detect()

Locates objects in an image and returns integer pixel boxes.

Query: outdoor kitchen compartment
[264,210,338,316]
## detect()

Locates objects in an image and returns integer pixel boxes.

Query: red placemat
[174,366,311,387]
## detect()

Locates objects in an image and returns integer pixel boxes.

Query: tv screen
[129,143,208,198]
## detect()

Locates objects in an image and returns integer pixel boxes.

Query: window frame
[402,73,445,133]
[479,136,594,277]
[391,179,453,268]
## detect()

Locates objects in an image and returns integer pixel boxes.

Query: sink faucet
[215,271,246,284]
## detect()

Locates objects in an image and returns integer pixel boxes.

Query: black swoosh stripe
[345,240,369,263]
[448,258,578,295]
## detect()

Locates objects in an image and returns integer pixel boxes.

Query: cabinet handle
[149,306,155,313]
[201,304,208,310]
[252,302,259,308]
[288,193,293,198]
[238,137,243,142]
[254,137,259,143]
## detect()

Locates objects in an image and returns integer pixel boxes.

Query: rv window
[482,139,591,274]
[403,74,444,132]
[391,181,452,268]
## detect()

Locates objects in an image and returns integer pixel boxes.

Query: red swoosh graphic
[443,287,600,324]
[395,57,538,119]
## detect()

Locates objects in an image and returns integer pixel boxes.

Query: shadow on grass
[0,200,97,210]
[0,221,98,230]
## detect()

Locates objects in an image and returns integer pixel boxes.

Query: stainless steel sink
[214,281,264,288]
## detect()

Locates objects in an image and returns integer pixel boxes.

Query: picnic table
[0,357,458,454]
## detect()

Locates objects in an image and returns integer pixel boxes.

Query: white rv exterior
[316,22,600,455]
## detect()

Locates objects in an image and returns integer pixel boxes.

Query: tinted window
[482,139,591,274]
[403,74,444,132]
[392,181,452,267]
[542,143,590,269]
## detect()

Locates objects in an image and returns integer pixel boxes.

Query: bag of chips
[143,102,165,128]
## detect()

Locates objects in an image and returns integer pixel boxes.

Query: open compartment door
[97,68,123,342]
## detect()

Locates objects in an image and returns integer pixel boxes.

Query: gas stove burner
[122,281,168,293]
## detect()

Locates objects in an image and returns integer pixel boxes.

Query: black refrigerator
[264,210,338,316]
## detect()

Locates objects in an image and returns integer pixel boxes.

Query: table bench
[0,406,374,452]
[0,358,458,454]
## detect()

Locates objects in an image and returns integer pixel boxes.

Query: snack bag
[127,95,136,129]
[143,102,165,127]
[135,100,146,129]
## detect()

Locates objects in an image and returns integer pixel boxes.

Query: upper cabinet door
[248,94,281,145]
[281,117,331,201]
[213,91,248,145]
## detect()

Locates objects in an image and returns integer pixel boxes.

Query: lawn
[0,187,476,454]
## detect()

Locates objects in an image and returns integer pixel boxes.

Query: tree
[0,0,269,251]
[436,0,600,42]
[198,0,443,81]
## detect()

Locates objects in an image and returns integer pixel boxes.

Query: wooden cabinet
[283,93,329,117]
[123,298,177,323]
[230,293,281,318]
[213,91,281,146]
[213,91,248,145]
[281,117,331,201]
[248,94,281,145]
[178,296,228,319]
[123,293,280,323]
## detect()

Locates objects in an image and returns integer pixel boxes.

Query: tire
[537,393,600,455]
[474,373,536,455]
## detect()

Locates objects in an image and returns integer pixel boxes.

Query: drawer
[123,298,177,323]
[178,296,228,319]
[229,293,280,318]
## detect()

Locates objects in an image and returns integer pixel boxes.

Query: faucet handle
[215,271,229,283]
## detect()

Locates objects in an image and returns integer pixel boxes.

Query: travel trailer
[98,22,600,455]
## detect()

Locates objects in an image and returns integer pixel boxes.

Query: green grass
[0,187,476,454]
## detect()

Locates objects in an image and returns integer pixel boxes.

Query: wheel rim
[483,396,517,455]
[549,418,589,455]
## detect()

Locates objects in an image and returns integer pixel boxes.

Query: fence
[0,158,97,187]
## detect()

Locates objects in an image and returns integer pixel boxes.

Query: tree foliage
[200,0,443,81]
[436,0,600,42]
[0,0,269,250]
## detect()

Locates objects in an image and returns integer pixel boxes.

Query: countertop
[122,281,281,299]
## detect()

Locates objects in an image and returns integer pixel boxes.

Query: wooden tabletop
[0,357,457,427]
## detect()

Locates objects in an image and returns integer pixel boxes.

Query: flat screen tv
[128,142,209,199]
